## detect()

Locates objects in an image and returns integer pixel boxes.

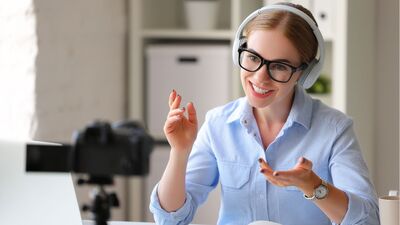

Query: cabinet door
[313,0,335,40]
[146,44,231,139]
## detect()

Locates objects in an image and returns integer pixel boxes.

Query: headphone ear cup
[298,59,319,89]
[232,38,240,66]
[232,38,247,66]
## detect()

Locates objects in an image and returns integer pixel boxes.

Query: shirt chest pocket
[218,161,251,191]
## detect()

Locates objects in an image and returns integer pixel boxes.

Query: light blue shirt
[149,85,379,225]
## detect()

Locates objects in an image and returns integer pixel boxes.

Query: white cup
[379,190,399,225]
[248,221,282,225]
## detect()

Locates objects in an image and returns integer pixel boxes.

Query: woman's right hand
[163,90,198,156]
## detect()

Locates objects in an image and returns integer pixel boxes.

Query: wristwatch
[304,179,329,200]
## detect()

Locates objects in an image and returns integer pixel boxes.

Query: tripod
[78,175,120,225]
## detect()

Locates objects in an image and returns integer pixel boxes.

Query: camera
[26,120,153,176]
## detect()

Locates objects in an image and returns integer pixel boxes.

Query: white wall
[33,0,128,220]
[374,0,399,196]
[0,0,37,140]
[33,0,127,142]
[346,0,376,181]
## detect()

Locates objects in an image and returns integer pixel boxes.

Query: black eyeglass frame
[238,47,308,83]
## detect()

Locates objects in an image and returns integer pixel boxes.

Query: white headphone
[232,4,325,89]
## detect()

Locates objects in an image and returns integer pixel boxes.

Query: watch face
[315,185,328,199]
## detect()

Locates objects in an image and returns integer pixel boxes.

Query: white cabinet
[128,0,376,222]
[146,44,231,139]
[264,0,335,40]
[312,0,335,40]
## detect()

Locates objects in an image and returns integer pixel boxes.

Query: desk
[83,221,154,225]
[83,221,204,225]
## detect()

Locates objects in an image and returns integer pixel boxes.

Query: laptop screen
[0,139,82,225]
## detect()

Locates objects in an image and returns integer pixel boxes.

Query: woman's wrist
[170,147,191,164]
[300,172,322,197]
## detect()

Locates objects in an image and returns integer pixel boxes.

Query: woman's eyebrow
[247,48,294,64]
[272,59,294,64]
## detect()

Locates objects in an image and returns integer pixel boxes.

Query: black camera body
[72,121,153,176]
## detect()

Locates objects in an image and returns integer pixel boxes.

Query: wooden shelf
[141,29,234,40]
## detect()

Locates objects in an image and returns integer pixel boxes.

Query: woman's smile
[249,81,275,98]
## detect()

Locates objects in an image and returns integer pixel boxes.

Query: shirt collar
[226,97,252,124]
[287,85,312,130]
[226,85,312,130]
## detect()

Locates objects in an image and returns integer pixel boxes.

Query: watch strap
[303,179,328,201]
[303,192,316,200]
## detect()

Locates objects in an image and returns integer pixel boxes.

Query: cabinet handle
[177,56,198,63]
[319,12,327,20]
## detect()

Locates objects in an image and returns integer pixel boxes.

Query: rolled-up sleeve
[338,191,379,225]
[149,183,196,225]
[329,119,380,225]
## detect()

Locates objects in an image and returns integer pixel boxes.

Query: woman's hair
[243,2,318,64]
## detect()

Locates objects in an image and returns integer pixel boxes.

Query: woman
[149,3,379,225]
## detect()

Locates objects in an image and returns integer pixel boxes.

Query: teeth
[252,84,270,94]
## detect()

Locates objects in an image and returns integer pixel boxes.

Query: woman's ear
[294,72,303,83]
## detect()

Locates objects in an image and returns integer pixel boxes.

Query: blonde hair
[243,2,318,64]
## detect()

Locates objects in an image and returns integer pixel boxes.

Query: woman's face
[240,29,303,110]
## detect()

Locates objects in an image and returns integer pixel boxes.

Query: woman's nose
[253,64,272,82]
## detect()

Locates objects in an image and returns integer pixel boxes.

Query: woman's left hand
[258,157,321,196]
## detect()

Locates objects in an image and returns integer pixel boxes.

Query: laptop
[0,139,83,225]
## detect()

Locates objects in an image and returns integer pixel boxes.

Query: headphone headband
[232,4,325,89]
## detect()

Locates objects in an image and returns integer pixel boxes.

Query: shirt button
[253,133,257,137]
[244,119,248,124]
[259,194,264,199]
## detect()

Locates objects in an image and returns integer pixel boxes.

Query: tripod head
[78,175,119,225]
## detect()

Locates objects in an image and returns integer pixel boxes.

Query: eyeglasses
[238,48,307,83]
